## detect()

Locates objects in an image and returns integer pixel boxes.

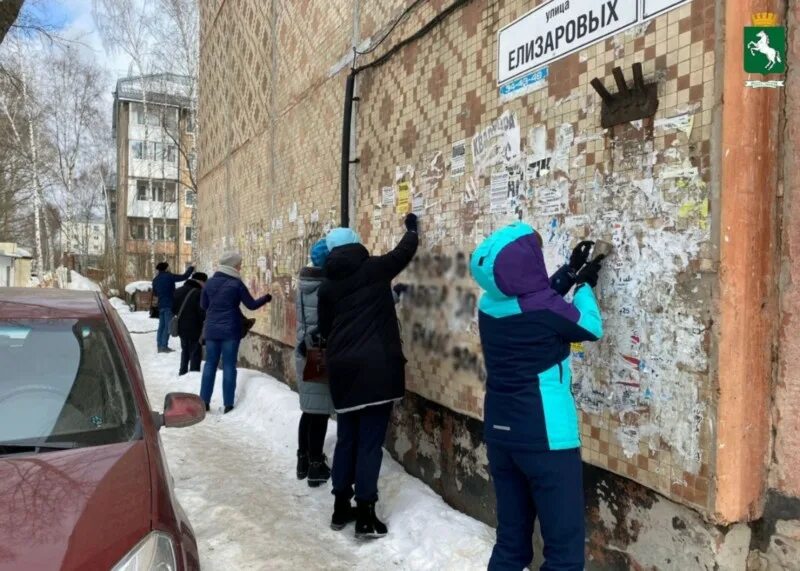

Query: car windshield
[0,318,139,453]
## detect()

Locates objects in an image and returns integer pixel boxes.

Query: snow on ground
[114,303,495,570]
[67,270,101,291]
[125,281,152,295]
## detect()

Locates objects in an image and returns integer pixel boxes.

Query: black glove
[569,241,594,272]
[576,256,604,288]
[393,283,408,296]
[404,213,418,233]
[264,294,273,303]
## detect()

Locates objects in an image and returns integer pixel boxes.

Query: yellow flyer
[396,181,411,214]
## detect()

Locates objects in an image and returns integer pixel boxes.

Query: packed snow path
[113,300,494,570]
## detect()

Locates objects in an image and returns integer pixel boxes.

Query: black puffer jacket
[318,231,418,412]
[172,279,205,341]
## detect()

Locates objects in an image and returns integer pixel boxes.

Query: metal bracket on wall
[590,63,659,129]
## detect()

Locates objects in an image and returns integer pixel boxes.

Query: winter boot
[307,457,331,487]
[224,405,234,414]
[204,403,210,412]
[330,496,356,531]
[355,501,388,539]
[296,451,309,480]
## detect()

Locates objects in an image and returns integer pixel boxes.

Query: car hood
[0,441,152,571]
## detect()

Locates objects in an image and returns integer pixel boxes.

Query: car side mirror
[157,392,206,430]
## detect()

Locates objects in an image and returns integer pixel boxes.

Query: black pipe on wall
[340,71,356,228]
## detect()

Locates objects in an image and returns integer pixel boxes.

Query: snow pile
[116,307,495,570]
[110,297,157,334]
[125,281,152,295]
[67,270,101,292]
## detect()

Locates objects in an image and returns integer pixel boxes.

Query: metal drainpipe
[340,70,356,228]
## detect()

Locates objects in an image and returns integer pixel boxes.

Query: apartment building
[113,73,196,280]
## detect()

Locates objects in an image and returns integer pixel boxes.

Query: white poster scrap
[490,171,510,213]
[382,186,396,206]
[412,194,425,217]
[451,140,467,178]
[472,110,521,177]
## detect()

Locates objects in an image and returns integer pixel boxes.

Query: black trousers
[179,337,202,375]
[331,403,393,503]
[298,412,329,460]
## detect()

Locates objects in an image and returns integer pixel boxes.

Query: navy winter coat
[200,271,270,341]
[471,222,603,452]
[152,266,194,309]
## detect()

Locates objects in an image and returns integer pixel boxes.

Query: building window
[136,180,148,200]
[163,182,177,202]
[132,141,144,159]
[135,180,177,202]
[164,110,178,132]
[186,111,195,133]
[135,105,145,125]
[185,190,196,207]
[131,224,146,240]
[184,226,192,243]
[166,145,177,163]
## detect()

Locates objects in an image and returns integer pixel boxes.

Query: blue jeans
[200,339,241,408]
[488,446,585,571]
[331,403,393,503]
[157,308,173,349]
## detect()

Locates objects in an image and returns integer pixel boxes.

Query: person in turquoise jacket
[470,222,604,571]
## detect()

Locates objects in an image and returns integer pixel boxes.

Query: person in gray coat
[295,239,336,487]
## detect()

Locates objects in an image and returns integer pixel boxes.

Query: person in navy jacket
[152,260,194,353]
[200,251,271,413]
[470,222,604,571]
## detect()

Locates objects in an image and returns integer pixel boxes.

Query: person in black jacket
[172,272,208,376]
[318,213,419,539]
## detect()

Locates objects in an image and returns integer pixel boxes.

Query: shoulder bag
[170,289,198,337]
[299,290,327,383]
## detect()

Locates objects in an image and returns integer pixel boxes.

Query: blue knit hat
[326,227,361,251]
[310,239,329,267]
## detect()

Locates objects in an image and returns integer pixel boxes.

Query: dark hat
[156,261,169,272]
[192,272,208,282]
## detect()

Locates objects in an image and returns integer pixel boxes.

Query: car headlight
[112,531,177,571]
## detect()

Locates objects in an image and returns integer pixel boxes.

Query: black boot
[204,403,210,412]
[307,456,331,488]
[296,451,309,480]
[355,501,388,539]
[330,496,356,531]
[224,405,234,414]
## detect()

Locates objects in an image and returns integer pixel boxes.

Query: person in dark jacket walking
[318,213,419,539]
[470,222,604,571]
[200,252,271,413]
[172,272,208,376]
[295,239,335,488]
[153,261,194,353]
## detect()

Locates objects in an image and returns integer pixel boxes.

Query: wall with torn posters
[355,0,717,512]
[199,0,721,519]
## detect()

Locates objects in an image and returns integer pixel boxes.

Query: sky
[22,0,135,108]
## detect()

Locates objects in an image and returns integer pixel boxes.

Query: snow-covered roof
[125,281,152,295]
[116,73,194,108]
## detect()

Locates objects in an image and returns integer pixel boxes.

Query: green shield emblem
[744,26,786,74]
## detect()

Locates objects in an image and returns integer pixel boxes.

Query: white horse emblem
[748,30,782,71]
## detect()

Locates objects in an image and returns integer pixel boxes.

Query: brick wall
[200,0,720,511]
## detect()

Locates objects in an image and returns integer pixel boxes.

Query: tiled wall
[199,0,720,513]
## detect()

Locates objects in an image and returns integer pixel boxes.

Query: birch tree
[42,46,105,267]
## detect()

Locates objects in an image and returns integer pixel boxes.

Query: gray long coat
[295,267,335,415]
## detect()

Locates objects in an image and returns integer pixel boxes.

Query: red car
[0,288,205,570]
